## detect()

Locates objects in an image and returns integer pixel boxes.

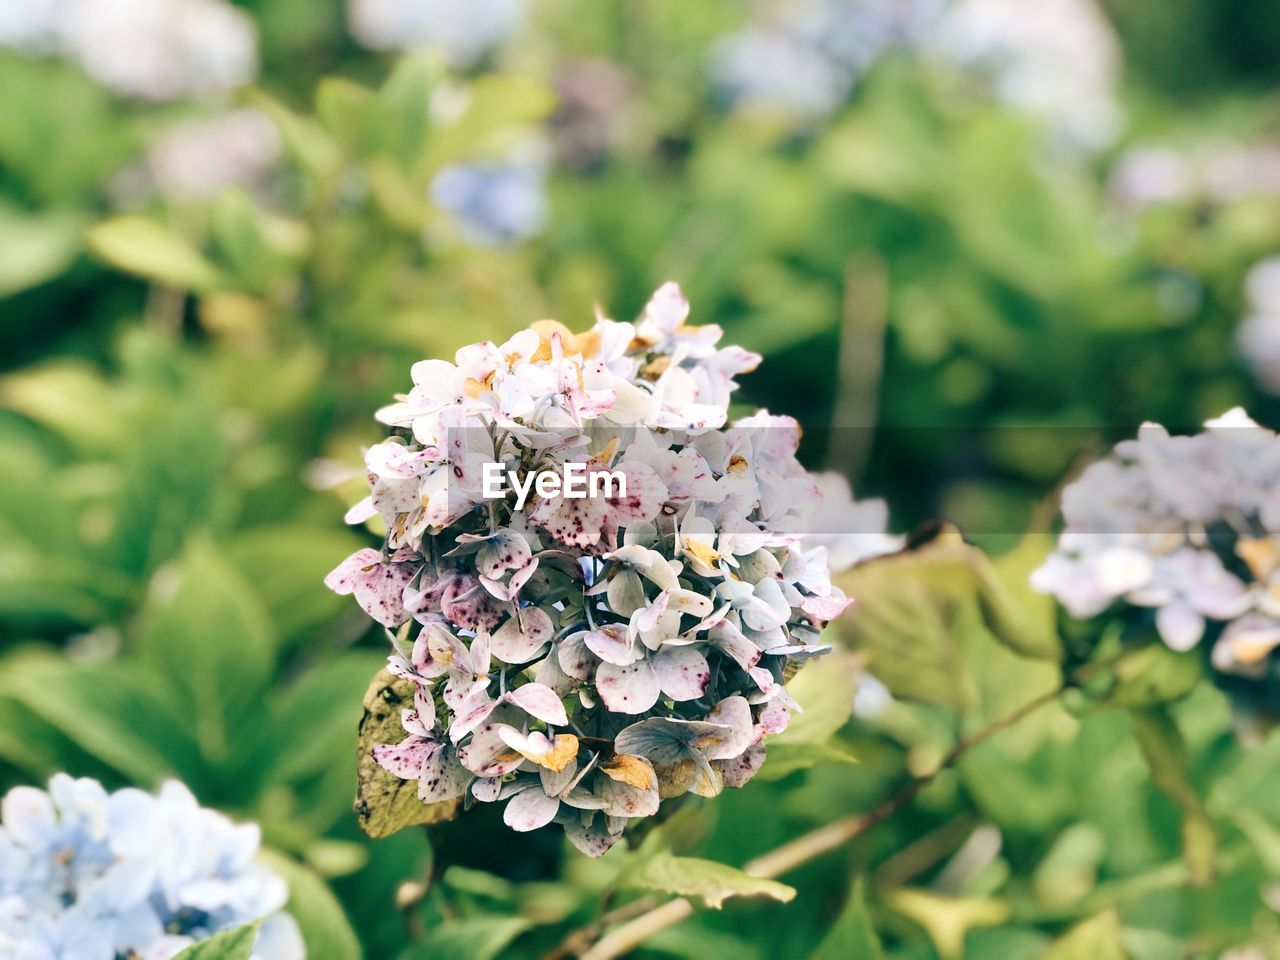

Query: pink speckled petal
[596,659,660,714]
[418,748,469,803]
[323,548,381,596]
[651,646,710,702]
[503,788,560,832]
[372,736,437,780]
[505,683,569,727]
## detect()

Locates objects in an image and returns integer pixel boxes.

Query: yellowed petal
[510,732,580,772]
[1233,632,1280,666]
[654,760,696,798]
[600,753,657,791]
[639,355,672,381]
[682,538,720,569]
[462,371,495,399]
[528,320,600,361]
[595,436,619,465]
[1239,537,1280,580]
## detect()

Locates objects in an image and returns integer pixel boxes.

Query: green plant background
[4,1,1280,956]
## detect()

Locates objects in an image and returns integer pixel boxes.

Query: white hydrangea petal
[254,912,307,960]
[0,786,56,847]
[505,683,569,726]
[1156,603,1205,652]
[503,789,560,832]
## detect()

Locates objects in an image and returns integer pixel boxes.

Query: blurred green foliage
[4,0,1280,956]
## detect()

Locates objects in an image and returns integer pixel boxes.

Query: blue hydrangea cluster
[429,157,548,246]
[0,775,303,960]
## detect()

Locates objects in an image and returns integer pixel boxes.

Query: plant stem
[577,685,1064,960]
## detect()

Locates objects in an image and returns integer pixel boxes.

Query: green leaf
[1230,809,1280,876]
[753,740,858,781]
[0,696,94,778]
[355,669,461,838]
[419,73,556,175]
[0,54,136,201]
[832,526,1060,709]
[1032,823,1105,910]
[0,545,132,629]
[1041,911,1127,960]
[173,920,262,960]
[86,216,226,291]
[622,851,796,909]
[816,68,946,206]
[259,852,361,960]
[1100,644,1203,708]
[248,91,341,181]
[811,878,883,960]
[0,653,187,785]
[209,190,271,292]
[1129,706,1216,885]
[225,525,364,648]
[315,76,374,153]
[255,650,387,793]
[408,917,530,960]
[0,360,128,451]
[0,205,83,296]
[772,650,859,745]
[884,889,1011,960]
[108,392,227,577]
[647,926,765,960]
[136,540,277,765]
[375,53,442,172]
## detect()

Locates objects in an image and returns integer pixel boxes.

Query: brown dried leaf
[354,668,460,838]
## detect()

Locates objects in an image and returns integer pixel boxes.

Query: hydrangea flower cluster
[0,0,258,102]
[1237,257,1280,395]
[0,775,302,960]
[141,108,282,201]
[708,0,1120,149]
[709,0,940,120]
[1109,142,1280,213]
[429,155,548,246]
[346,0,525,65]
[1033,409,1280,679]
[328,283,855,856]
[935,0,1122,151]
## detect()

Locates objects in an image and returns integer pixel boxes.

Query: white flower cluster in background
[709,0,942,120]
[932,0,1122,151]
[328,283,867,856]
[707,0,1122,149]
[1033,409,1280,678]
[1237,258,1280,394]
[347,0,525,65]
[808,472,904,572]
[0,775,303,960]
[143,108,282,201]
[0,0,258,101]
[1110,142,1280,211]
